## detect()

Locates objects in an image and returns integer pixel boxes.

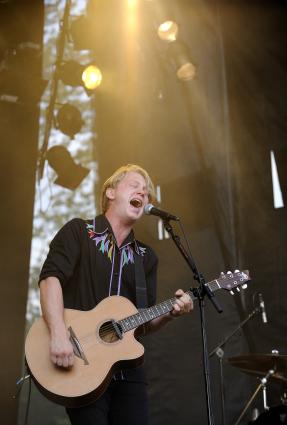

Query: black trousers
[66,381,149,425]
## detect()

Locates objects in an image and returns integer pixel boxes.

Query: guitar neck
[118,279,221,333]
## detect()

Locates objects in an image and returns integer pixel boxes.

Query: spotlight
[46,145,90,190]
[58,60,102,92]
[176,62,196,82]
[82,65,102,90]
[70,16,95,51]
[56,104,83,138]
[0,43,47,101]
[158,20,178,42]
[167,42,196,82]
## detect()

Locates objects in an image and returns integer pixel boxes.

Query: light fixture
[58,60,102,92]
[82,65,102,90]
[168,42,196,82]
[70,16,95,51]
[0,43,47,101]
[46,145,90,190]
[56,104,83,138]
[157,20,178,42]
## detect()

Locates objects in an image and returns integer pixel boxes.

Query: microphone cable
[13,364,32,425]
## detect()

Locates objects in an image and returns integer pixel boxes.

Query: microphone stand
[208,305,261,425]
[163,219,223,425]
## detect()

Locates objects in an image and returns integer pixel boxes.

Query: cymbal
[228,353,287,383]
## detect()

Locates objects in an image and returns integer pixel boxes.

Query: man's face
[106,171,149,222]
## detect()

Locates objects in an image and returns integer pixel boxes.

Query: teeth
[130,199,142,208]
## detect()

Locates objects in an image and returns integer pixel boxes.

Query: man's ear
[106,187,115,201]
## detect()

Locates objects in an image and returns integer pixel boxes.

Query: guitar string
[70,277,245,343]
[97,280,243,336]
[73,278,243,337]
[97,301,174,334]
[95,294,192,335]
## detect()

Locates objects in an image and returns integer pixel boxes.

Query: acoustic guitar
[25,270,250,408]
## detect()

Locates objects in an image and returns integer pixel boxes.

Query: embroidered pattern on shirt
[86,222,146,265]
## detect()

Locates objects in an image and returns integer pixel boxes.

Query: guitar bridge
[68,326,89,365]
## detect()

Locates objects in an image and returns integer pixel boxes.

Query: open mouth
[130,198,143,208]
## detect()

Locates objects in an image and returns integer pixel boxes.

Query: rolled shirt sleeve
[39,218,83,287]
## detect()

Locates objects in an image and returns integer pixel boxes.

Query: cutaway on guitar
[25,270,251,407]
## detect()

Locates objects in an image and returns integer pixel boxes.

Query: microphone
[258,293,268,323]
[144,203,179,221]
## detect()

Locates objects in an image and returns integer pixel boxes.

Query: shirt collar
[93,214,137,251]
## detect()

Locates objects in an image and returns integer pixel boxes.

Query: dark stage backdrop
[222,0,287,415]
[0,1,44,425]
[93,1,287,424]
[1,1,285,425]
[93,1,252,424]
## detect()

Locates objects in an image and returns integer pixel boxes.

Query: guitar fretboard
[118,280,221,333]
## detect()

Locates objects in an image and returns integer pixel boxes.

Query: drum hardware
[209,297,262,425]
[228,350,287,425]
[252,404,287,424]
[281,392,287,406]
[228,352,287,383]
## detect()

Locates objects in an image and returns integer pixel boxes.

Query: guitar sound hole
[99,321,120,343]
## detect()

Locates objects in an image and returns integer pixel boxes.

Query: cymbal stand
[233,369,274,425]
[209,305,261,425]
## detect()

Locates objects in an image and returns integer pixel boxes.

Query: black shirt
[39,214,158,382]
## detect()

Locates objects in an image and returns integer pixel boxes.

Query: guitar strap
[134,253,148,308]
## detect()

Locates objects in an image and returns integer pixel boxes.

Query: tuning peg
[234,269,239,273]
[220,272,225,277]
[236,287,241,292]
[242,284,247,289]
[230,290,234,295]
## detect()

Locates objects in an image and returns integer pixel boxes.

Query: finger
[175,299,185,310]
[51,355,57,365]
[171,303,181,314]
[62,356,69,368]
[181,294,193,310]
[181,293,190,301]
[173,303,180,312]
[175,289,184,297]
[181,297,191,310]
[56,357,63,367]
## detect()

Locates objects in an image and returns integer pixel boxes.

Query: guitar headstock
[216,270,251,294]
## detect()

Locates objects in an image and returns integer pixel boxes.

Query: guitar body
[25,296,144,408]
[25,270,251,408]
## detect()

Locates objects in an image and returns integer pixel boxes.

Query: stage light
[56,104,83,138]
[177,62,196,81]
[168,42,196,82]
[82,65,102,90]
[70,16,95,51]
[0,43,47,101]
[59,60,102,92]
[46,145,90,190]
[58,60,83,87]
[158,20,178,42]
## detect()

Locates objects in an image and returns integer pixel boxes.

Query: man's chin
[127,207,143,221]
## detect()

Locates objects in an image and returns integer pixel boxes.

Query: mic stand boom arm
[209,305,261,358]
[208,305,261,425]
[163,219,223,425]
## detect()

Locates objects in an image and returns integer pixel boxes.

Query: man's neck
[105,211,133,247]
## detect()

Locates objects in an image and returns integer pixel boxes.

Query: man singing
[39,164,193,425]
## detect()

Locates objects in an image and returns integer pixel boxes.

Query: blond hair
[101,164,155,213]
